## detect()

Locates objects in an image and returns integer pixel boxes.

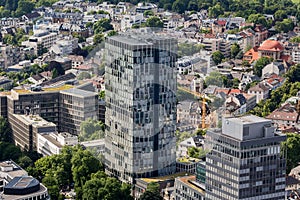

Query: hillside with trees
[250,64,300,117]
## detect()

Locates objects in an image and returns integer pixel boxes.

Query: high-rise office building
[205,115,286,200]
[105,30,177,183]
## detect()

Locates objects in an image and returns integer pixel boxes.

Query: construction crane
[178,86,209,129]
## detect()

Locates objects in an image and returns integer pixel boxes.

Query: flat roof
[2,181,47,200]
[177,175,205,195]
[60,88,97,98]
[80,139,105,147]
[140,172,191,183]
[227,114,270,125]
[108,31,175,46]
[40,134,63,148]
[0,161,27,178]
[13,84,74,94]
[13,114,56,128]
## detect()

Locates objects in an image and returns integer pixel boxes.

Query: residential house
[21,12,41,23]
[225,93,247,115]
[262,61,286,78]
[59,23,89,38]
[292,45,300,63]
[135,3,157,13]
[247,82,271,103]
[266,103,299,127]
[68,55,84,68]
[177,136,204,157]
[120,14,144,31]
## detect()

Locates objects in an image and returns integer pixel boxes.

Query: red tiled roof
[229,89,245,94]
[215,88,230,95]
[243,46,259,63]
[216,20,226,26]
[266,103,298,122]
[258,40,284,52]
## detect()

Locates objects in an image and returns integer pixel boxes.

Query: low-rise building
[0,160,27,192]
[266,103,299,127]
[174,175,205,200]
[9,114,57,151]
[248,82,271,103]
[37,132,78,156]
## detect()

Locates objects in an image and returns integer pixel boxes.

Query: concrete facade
[205,115,286,200]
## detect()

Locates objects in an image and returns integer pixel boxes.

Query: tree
[253,57,272,77]
[212,51,224,65]
[15,0,35,17]
[172,0,185,14]
[247,14,269,28]
[82,171,133,200]
[107,30,117,37]
[274,9,288,21]
[230,43,241,59]
[0,142,22,161]
[47,61,65,76]
[178,43,203,57]
[290,36,300,43]
[188,146,207,158]
[143,10,154,17]
[78,72,92,80]
[275,18,294,33]
[281,133,300,173]
[18,155,32,169]
[0,116,10,142]
[145,16,164,28]
[79,119,105,142]
[285,64,300,83]
[71,147,102,199]
[208,3,224,18]
[205,71,223,87]
[52,68,59,79]
[93,33,104,45]
[139,182,162,200]
[93,18,113,34]
[99,90,105,99]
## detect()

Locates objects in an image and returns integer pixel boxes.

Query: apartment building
[22,30,57,55]
[59,88,98,135]
[205,115,286,200]
[2,84,98,140]
[201,37,231,58]
[37,132,78,156]
[9,114,57,151]
[105,30,177,183]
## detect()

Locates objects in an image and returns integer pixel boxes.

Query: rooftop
[0,160,27,178]
[227,115,270,125]
[13,84,74,94]
[258,40,284,52]
[61,88,97,98]
[140,172,190,183]
[13,114,56,128]
[177,175,205,195]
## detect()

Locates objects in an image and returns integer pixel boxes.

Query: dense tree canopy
[212,51,224,65]
[253,57,273,77]
[250,64,300,117]
[145,16,164,28]
[281,133,300,173]
[79,119,105,142]
[139,182,162,200]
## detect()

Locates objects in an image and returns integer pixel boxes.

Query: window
[243,126,249,136]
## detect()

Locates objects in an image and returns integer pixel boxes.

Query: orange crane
[178,86,209,129]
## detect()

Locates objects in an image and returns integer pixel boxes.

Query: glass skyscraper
[104,30,177,183]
